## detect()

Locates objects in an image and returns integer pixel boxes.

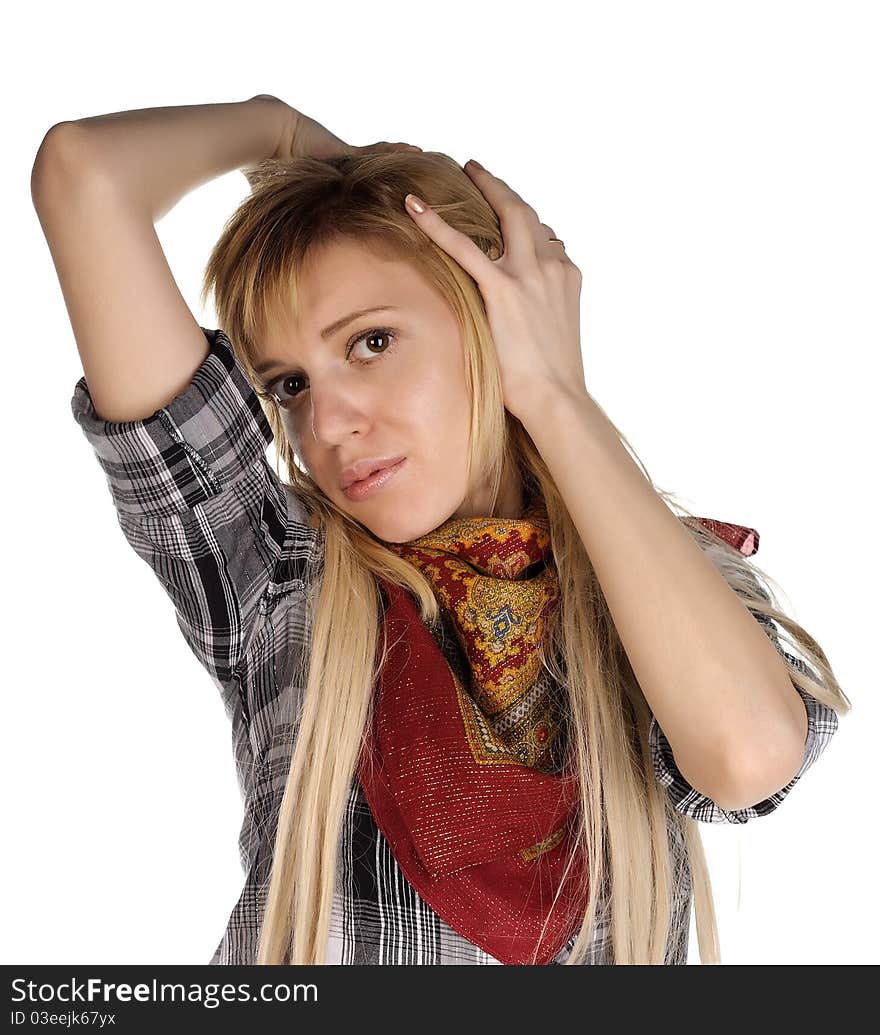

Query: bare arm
[523,386,809,812]
[30,97,291,422]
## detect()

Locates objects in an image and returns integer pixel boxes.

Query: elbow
[712,729,807,812]
[31,122,103,208]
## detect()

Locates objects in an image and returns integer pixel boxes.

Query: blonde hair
[199,150,849,965]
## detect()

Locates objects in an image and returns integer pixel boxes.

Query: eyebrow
[254,305,401,379]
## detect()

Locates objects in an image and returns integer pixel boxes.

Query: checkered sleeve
[70,326,310,688]
[649,616,839,824]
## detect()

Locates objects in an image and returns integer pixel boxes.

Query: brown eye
[349,328,395,359]
[267,326,397,408]
[274,374,307,405]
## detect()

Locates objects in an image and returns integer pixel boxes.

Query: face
[254,238,523,543]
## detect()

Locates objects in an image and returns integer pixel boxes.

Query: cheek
[286,414,300,441]
[409,356,469,418]
[279,416,308,470]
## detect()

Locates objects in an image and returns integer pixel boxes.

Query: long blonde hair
[199,150,849,965]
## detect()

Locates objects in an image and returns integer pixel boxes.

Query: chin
[369,521,422,546]
[364,509,448,546]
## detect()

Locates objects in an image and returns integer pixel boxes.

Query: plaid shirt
[70,327,839,965]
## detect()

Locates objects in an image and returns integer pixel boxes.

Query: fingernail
[405,193,426,214]
[466,158,484,171]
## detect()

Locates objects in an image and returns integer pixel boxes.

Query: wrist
[240,97,298,187]
[520,383,624,467]
[244,95,299,161]
[514,378,595,429]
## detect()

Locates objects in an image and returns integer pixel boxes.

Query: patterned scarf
[355,494,759,965]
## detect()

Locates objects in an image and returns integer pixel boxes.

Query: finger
[404,193,497,282]
[463,159,541,259]
[464,160,534,213]
[359,141,422,154]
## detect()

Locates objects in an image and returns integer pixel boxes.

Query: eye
[350,327,395,362]
[258,327,397,408]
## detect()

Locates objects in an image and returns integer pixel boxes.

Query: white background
[4,0,877,965]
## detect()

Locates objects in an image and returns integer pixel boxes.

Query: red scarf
[356,498,758,965]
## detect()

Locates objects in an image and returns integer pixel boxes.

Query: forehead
[261,238,435,349]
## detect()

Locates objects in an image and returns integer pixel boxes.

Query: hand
[402,159,587,425]
[242,94,422,189]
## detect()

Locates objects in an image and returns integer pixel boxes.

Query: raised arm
[30,98,320,692]
[30,96,291,422]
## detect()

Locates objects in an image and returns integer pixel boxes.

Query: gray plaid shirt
[70,327,839,965]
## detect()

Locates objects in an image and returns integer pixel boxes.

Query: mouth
[342,458,407,501]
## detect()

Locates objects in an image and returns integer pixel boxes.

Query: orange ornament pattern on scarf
[383,492,566,775]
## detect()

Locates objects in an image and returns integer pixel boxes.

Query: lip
[340,454,407,490]
[342,458,407,501]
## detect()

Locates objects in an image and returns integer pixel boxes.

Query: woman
[33,95,847,966]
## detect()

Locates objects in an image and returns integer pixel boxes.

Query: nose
[306,377,374,447]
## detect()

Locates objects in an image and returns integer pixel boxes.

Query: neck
[455,467,527,521]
